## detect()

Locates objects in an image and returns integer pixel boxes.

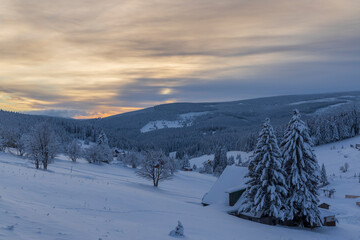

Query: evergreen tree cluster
[240,110,322,228]
[308,109,360,145]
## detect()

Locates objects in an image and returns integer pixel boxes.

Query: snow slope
[140,112,209,133]
[0,137,360,239]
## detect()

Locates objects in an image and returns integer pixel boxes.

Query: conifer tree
[281,110,322,227]
[213,146,228,175]
[97,131,109,145]
[320,163,329,186]
[84,131,112,164]
[239,118,287,219]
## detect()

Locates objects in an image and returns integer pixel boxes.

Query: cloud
[0,0,359,118]
[24,109,88,119]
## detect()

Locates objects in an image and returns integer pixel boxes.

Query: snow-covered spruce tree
[201,160,213,174]
[320,163,329,186]
[97,131,109,145]
[0,133,6,152]
[236,154,242,165]
[227,155,235,165]
[169,221,184,238]
[281,110,322,227]
[213,146,228,176]
[180,154,190,170]
[212,147,221,172]
[136,150,172,187]
[66,139,82,162]
[84,131,113,164]
[239,118,287,220]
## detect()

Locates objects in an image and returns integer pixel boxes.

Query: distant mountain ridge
[89,91,360,155]
[1,91,359,156]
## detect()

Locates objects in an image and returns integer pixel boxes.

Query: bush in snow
[169,221,184,238]
[192,164,197,171]
[24,122,59,170]
[340,162,349,173]
[136,150,172,187]
[281,110,321,227]
[15,134,26,156]
[123,151,142,168]
[66,139,82,162]
[84,131,113,164]
[239,118,287,220]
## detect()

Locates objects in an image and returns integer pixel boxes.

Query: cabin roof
[319,208,335,219]
[202,166,248,205]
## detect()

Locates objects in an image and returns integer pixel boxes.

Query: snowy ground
[1,137,360,239]
[140,112,209,133]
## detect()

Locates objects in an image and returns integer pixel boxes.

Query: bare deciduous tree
[24,122,59,169]
[136,150,172,187]
[66,139,82,162]
[123,151,142,168]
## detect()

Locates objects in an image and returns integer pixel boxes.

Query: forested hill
[90,91,360,156]
[0,110,100,144]
[1,91,360,156]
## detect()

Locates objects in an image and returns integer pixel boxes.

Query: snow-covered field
[1,137,360,239]
[140,112,209,133]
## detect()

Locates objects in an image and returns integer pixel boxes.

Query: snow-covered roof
[319,208,335,218]
[225,185,247,193]
[202,166,248,205]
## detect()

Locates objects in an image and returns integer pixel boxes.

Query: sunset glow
[0,0,359,118]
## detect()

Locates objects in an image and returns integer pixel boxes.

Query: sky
[0,0,359,119]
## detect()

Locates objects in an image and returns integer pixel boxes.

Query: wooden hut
[318,203,330,210]
[225,186,246,206]
[202,166,248,206]
[320,209,336,226]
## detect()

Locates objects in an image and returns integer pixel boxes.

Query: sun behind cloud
[0,0,359,118]
[159,88,174,95]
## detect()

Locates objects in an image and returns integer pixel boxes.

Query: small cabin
[320,209,336,226]
[345,195,360,199]
[183,167,193,172]
[202,166,248,206]
[202,166,278,226]
[225,186,246,206]
[318,203,330,210]
[113,149,120,157]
